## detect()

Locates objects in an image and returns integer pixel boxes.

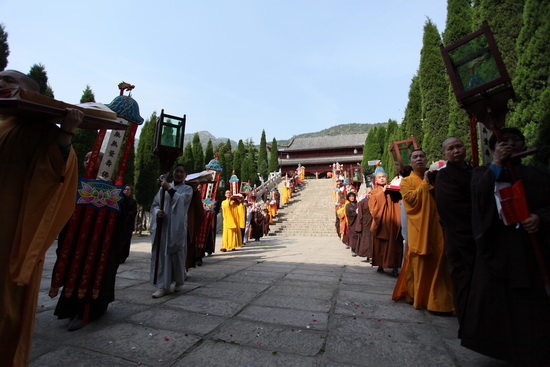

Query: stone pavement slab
[30,234,512,366]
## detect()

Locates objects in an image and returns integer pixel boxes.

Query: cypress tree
[363,126,383,162]
[0,23,9,71]
[419,19,450,161]
[473,0,525,80]
[401,75,423,146]
[258,130,268,179]
[232,139,246,179]
[27,63,54,97]
[375,126,387,158]
[361,135,370,175]
[191,132,204,173]
[73,85,98,176]
[179,143,194,172]
[134,112,161,231]
[268,138,279,173]
[511,0,550,167]
[443,0,474,160]
[204,139,214,164]
[241,139,259,185]
[381,119,399,178]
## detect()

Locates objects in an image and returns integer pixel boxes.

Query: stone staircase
[269,179,336,237]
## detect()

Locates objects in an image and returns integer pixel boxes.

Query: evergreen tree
[268,138,279,173]
[511,0,550,167]
[443,0,474,160]
[363,126,383,162]
[0,23,9,71]
[134,112,161,232]
[375,126,387,157]
[361,135,370,175]
[401,75,423,146]
[241,139,259,185]
[258,130,268,179]
[419,19,450,161]
[179,143,194,172]
[191,132,204,173]
[123,140,136,187]
[73,85,98,176]
[381,119,399,179]
[204,139,214,164]
[473,0,525,80]
[232,139,246,179]
[27,63,54,97]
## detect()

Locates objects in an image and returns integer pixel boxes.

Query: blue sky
[1,1,447,144]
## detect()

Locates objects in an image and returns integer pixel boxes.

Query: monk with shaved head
[434,137,475,337]
[0,69,84,365]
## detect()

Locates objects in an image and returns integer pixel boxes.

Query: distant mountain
[182,123,386,150]
[277,122,387,146]
[183,130,237,149]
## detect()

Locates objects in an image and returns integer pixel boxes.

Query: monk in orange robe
[0,70,83,366]
[393,149,454,313]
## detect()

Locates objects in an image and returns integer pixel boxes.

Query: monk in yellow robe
[221,190,244,251]
[0,70,83,366]
[393,149,454,313]
[281,178,290,205]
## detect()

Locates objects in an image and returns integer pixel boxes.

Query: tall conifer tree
[191,132,204,173]
[510,0,550,166]
[134,112,161,231]
[232,139,246,179]
[258,130,268,180]
[73,85,98,176]
[179,143,194,172]
[473,0,525,80]
[27,63,54,97]
[268,138,279,173]
[443,0,474,160]
[401,75,423,146]
[419,19,450,161]
[0,23,9,71]
[381,120,399,178]
[204,139,214,164]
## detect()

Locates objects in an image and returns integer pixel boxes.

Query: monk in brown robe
[354,187,373,259]
[369,172,403,276]
[393,149,454,313]
[0,70,83,366]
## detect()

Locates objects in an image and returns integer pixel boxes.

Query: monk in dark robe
[345,192,359,256]
[369,172,403,276]
[119,185,138,264]
[185,184,205,269]
[434,137,475,336]
[0,70,83,366]
[251,206,264,241]
[461,128,550,364]
[355,188,373,259]
[262,208,271,236]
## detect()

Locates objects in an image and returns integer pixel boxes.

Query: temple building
[277,134,367,178]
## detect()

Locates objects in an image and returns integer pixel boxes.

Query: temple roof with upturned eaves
[278,133,368,151]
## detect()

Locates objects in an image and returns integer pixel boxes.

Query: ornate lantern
[153,109,186,174]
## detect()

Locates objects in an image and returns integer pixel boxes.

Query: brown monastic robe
[354,197,373,257]
[368,187,403,268]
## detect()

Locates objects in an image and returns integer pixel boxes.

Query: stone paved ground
[30,235,512,367]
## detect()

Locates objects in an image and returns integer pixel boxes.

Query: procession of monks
[334,136,550,365]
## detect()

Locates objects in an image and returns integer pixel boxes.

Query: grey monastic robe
[150,182,193,289]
